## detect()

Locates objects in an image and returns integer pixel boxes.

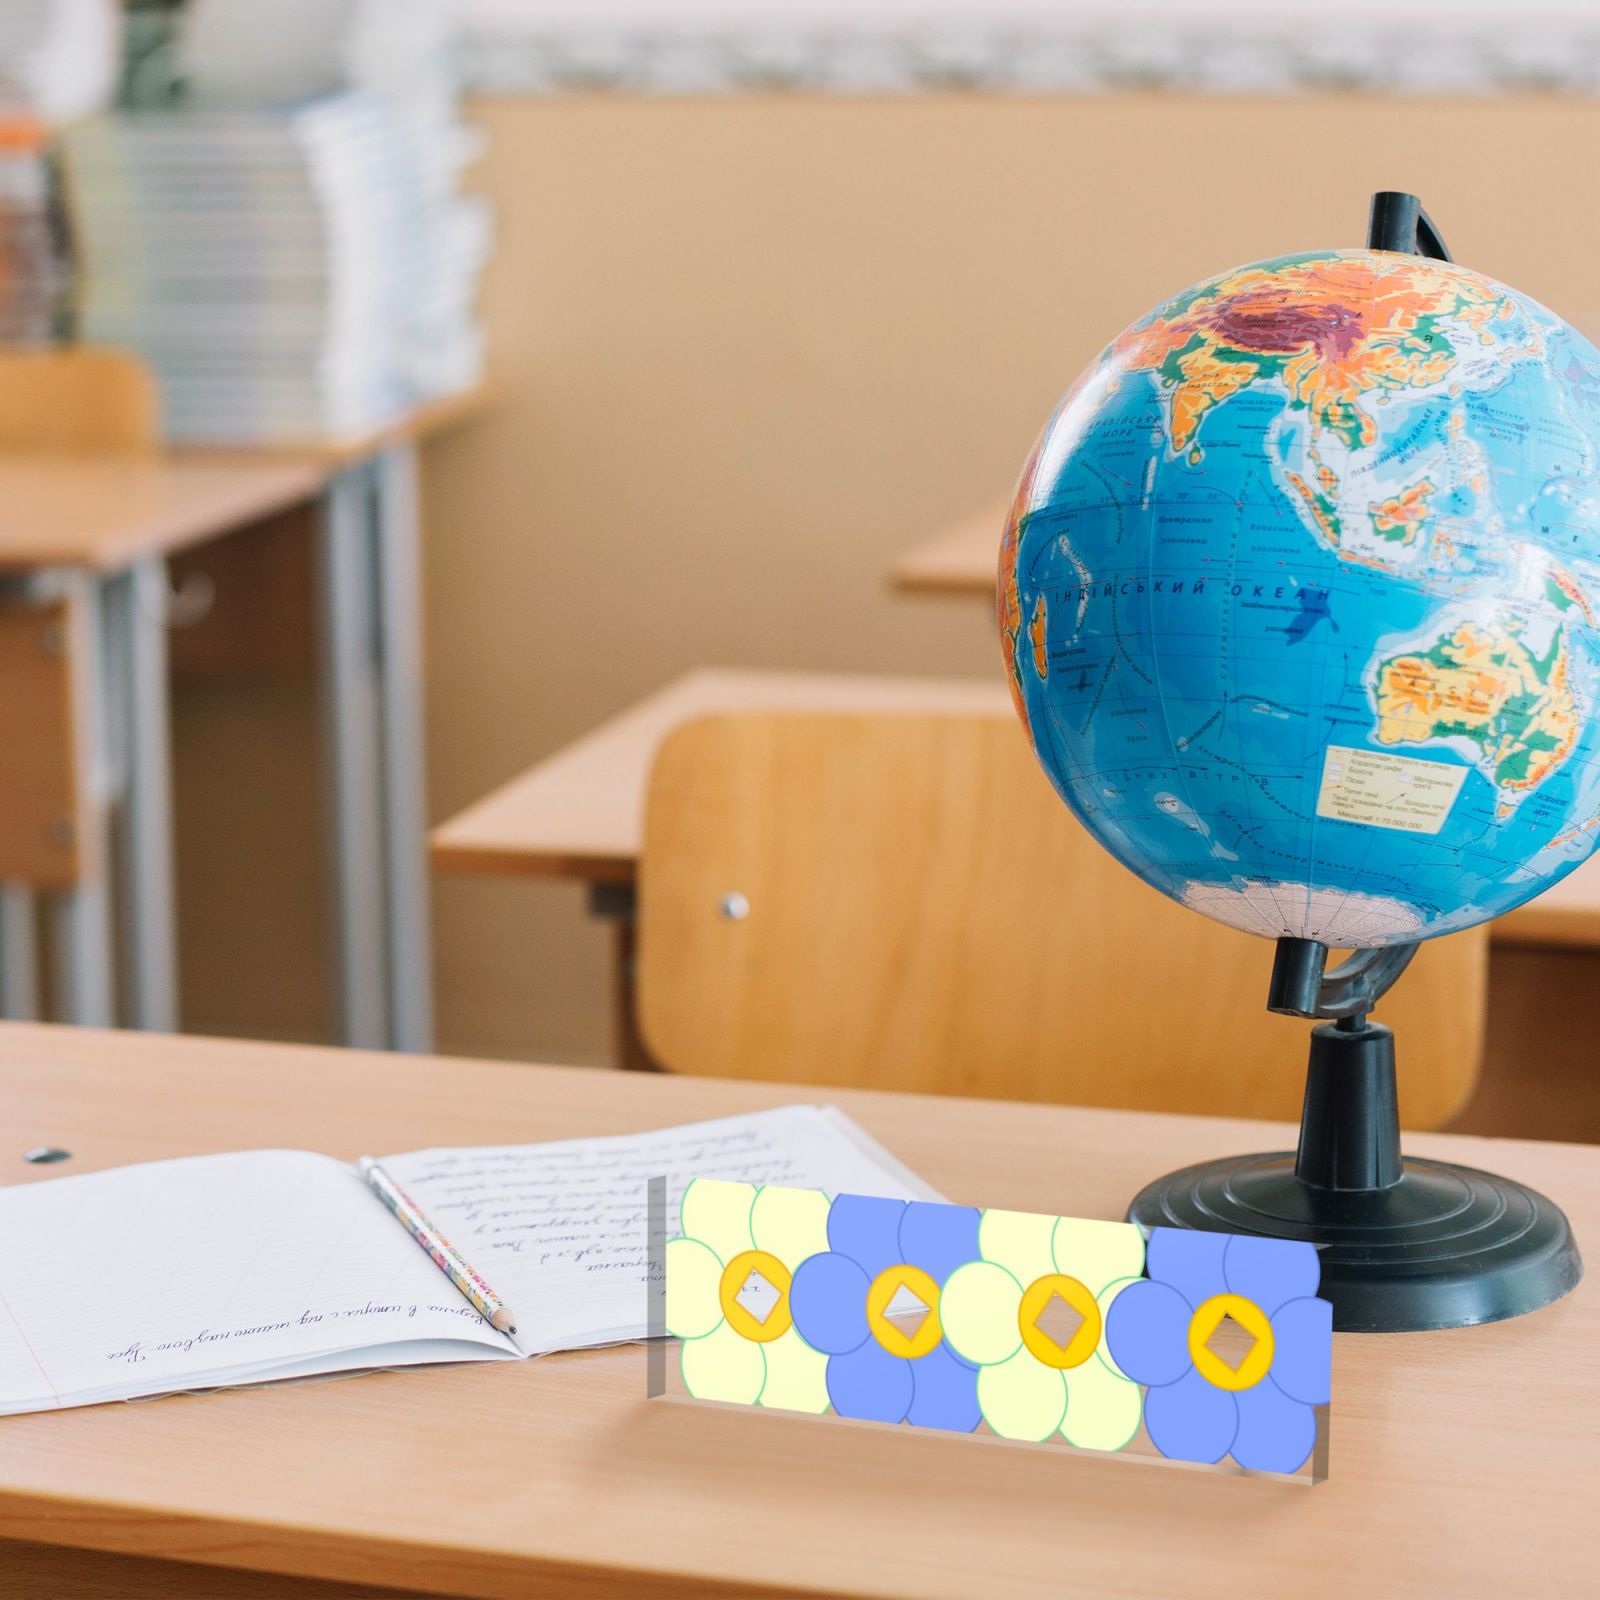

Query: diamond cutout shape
[883,1280,932,1339]
[734,1269,781,1325]
[1034,1289,1087,1354]
[1205,1312,1259,1372]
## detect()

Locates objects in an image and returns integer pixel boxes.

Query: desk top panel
[0,456,326,571]
[428,667,1015,884]
[890,499,1005,598]
[1,1022,1593,1599]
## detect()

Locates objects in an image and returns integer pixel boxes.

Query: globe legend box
[1316,744,1469,835]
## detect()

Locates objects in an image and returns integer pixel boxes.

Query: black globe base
[1127,1150,1582,1332]
[1126,985,1582,1332]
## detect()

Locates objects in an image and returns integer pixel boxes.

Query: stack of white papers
[59,0,487,444]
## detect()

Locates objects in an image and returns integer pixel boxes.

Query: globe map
[1000,249,1600,947]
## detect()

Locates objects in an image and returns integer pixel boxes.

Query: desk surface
[178,380,493,472]
[0,455,326,572]
[427,666,1600,951]
[0,382,492,573]
[429,666,1014,883]
[890,498,1006,598]
[2,1021,1594,1599]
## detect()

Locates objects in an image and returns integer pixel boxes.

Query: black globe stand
[1128,937,1583,1331]
[1128,193,1583,1331]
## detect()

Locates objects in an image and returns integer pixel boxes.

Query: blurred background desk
[433,664,1600,1142]
[890,498,1008,599]
[431,667,1013,1066]
[0,455,319,1031]
[0,387,487,1046]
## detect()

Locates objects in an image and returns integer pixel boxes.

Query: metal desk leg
[0,885,38,1020]
[316,462,389,1050]
[372,444,433,1053]
[49,881,113,1025]
[50,575,115,1028]
[316,448,435,1054]
[103,559,178,1032]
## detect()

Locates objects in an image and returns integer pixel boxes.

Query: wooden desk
[1,1021,1593,1598]
[889,497,1006,599]
[431,668,1012,1066]
[431,667,1013,885]
[429,663,1600,964]
[0,456,324,570]
[0,388,486,1048]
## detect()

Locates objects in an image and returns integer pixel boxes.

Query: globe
[1000,248,1600,949]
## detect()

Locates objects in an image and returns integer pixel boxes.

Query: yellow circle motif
[1017,1273,1102,1369]
[1187,1292,1274,1391]
[718,1249,793,1343]
[866,1264,943,1359]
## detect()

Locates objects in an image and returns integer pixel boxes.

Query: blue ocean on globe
[999,249,1600,947]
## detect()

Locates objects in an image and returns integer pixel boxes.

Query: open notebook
[0,1105,939,1415]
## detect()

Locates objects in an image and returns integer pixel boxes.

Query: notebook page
[0,1149,517,1413]
[381,1104,944,1354]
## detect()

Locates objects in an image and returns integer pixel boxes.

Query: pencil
[357,1156,519,1336]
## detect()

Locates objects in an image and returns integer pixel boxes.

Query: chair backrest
[0,347,159,450]
[0,591,96,888]
[637,710,1487,1128]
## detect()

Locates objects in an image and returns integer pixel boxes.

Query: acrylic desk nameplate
[649,1181,1332,1483]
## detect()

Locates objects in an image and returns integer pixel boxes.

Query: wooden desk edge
[1491,905,1600,949]
[428,835,635,885]
[0,458,329,574]
[888,564,995,598]
[1,1487,803,1600]
[175,381,495,471]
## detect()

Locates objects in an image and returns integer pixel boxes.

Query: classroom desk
[0,456,324,1033]
[1,1021,1593,1598]
[430,667,1014,885]
[0,391,484,1048]
[889,496,1006,599]
[428,660,1600,1030]
[430,668,1013,1065]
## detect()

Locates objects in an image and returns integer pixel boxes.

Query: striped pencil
[357,1156,519,1336]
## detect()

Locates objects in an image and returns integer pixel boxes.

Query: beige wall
[175,93,1600,1066]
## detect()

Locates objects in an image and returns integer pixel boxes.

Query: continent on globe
[1369,478,1434,546]
[1373,616,1578,800]
[1000,248,1600,946]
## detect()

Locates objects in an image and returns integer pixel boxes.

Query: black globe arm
[1265,935,1419,1022]
[1367,190,1453,261]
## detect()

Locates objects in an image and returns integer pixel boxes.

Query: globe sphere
[1001,249,1600,947]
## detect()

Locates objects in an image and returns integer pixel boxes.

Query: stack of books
[60,0,487,444]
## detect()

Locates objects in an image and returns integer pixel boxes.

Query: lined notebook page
[0,1150,516,1412]
[384,1104,942,1353]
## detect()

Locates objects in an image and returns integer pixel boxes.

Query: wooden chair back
[0,592,97,888]
[0,347,154,893]
[637,711,1487,1128]
[0,346,159,451]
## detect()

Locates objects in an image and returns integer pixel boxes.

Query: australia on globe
[1000,249,1600,947]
